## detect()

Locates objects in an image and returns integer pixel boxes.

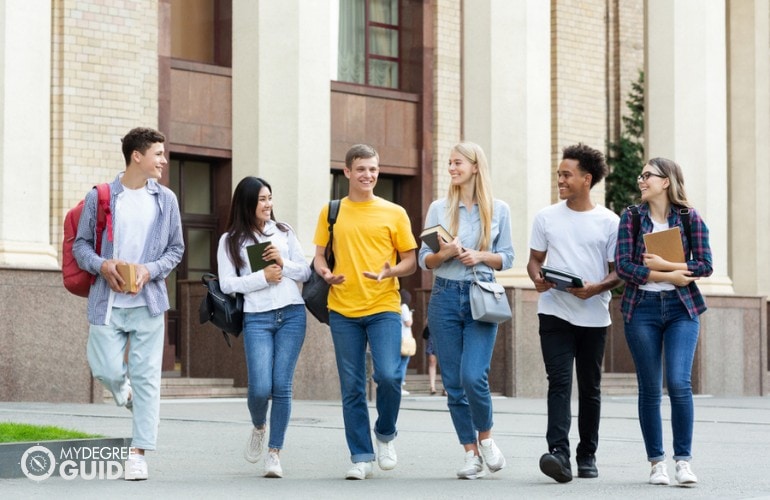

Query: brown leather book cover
[643,227,685,263]
[116,263,138,293]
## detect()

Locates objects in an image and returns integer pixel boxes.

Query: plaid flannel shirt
[615,203,713,322]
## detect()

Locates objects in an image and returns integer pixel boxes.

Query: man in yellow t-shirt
[312,144,417,480]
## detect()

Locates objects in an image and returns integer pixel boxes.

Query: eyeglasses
[637,172,667,182]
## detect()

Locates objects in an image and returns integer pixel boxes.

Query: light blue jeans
[329,311,401,463]
[87,306,164,450]
[243,304,306,450]
[624,290,699,462]
[427,277,498,445]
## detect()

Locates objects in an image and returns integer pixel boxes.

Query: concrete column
[0,1,57,269]
[727,0,770,297]
[231,0,331,254]
[463,0,551,286]
[645,0,732,293]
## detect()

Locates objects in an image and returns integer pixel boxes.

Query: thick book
[643,227,685,263]
[541,265,585,291]
[116,263,138,293]
[420,224,454,253]
[246,241,275,271]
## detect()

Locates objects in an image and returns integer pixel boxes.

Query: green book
[246,241,275,272]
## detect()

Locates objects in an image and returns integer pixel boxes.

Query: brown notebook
[116,263,139,293]
[420,224,454,253]
[643,227,685,263]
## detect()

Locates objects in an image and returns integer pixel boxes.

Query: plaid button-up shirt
[615,203,713,322]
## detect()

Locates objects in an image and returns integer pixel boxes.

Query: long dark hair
[225,176,289,269]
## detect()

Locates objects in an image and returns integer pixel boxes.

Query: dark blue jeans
[624,290,699,462]
[538,314,607,458]
[329,311,402,463]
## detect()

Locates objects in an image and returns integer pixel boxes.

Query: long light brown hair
[445,142,494,251]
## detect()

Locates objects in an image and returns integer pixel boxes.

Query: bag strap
[325,199,341,267]
[628,204,693,262]
[94,183,112,253]
[679,207,692,261]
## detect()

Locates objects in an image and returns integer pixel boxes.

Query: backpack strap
[325,200,341,269]
[94,183,112,252]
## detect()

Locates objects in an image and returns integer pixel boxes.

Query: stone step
[601,372,638,396]
[103,377,247,402]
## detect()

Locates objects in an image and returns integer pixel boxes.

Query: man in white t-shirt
[527,143,621,484]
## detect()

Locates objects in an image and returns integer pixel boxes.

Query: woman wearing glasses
[615,158,713,486]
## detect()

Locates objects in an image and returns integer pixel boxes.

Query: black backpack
[627,205,692,261]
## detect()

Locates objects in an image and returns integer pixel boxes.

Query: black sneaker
[539,449,573,483]
[576,454,598,478]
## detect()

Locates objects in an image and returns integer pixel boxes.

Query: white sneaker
[456,450,486,479]
[401,388,410,395]
[124,453,148,481]
[376,439,397,470]
[478,438,506,472]
[345,461,373,480]
[649,461,670,485]
[244,426,266,463]
[675,460,698,485]
[124,379,133,412]
[264,451,283,478]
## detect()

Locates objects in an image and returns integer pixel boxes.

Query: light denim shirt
[418,197,514,281]
[73,174,185,325]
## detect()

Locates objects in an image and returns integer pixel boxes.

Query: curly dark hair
[121,127,165,166]
[562,143,608,188]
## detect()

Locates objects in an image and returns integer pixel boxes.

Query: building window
[334,0,399,89]
[171,0,232,66]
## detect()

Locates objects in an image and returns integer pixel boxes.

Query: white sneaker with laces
[479,438,506,473]
[264,451,283,478]
[244,426,266,463]
[675,460,698,485]
[124,453,148,481]
[649,461,670,485]
[345,461,373,480]
[456,450,486,480]
[376,439,397,470]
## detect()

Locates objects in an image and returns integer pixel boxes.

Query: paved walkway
[1,394,769,499]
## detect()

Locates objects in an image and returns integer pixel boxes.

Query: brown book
[116,263,139,293]
[643,227,685,263]
[420,224,454,253]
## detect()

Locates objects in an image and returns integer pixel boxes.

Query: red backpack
[62,184,112,297]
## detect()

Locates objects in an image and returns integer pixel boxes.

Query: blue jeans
[329,311,401,463]
[87,306,164,450]
[398,355,409,384]
[538,314,606,458]
[243,304,306,450]
[624,290,699,462]
[427,277,498,445]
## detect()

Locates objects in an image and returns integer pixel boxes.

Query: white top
[112,185,157,308]
[217,220,311,313]
[530,201,620,327]
[639,218,676,292]
[401,303,413,339]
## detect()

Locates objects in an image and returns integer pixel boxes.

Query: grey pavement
[1,394,770,499]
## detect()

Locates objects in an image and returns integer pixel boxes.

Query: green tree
[606,70,644,215]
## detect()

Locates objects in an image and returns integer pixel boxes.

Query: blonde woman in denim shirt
[615,158,713,486]
[418,142,514,479]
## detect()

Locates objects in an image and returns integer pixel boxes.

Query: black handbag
[302,200,340,324]
[199,272,244,347]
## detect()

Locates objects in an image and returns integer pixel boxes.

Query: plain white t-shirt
[639,218,676,292]
[530,201,619,327]
[112,185,157,308]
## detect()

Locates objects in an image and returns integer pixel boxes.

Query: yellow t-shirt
[313,197,417,318]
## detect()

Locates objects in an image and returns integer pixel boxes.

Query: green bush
[606,70,644,215]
